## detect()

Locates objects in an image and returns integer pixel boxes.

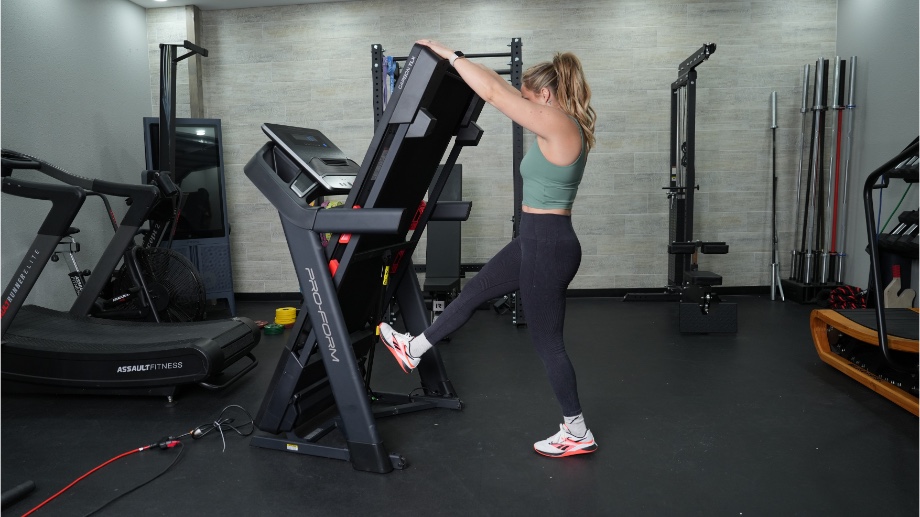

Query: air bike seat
[1,150,261,400]
[245,43,484,473]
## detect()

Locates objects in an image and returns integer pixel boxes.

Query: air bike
[245,44,483,472]
[1,150,261,401]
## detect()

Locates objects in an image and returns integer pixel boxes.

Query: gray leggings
[423,212,583,416]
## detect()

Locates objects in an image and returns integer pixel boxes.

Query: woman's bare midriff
[522,205,571,216]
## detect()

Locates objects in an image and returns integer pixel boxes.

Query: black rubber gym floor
[2,295,917,516]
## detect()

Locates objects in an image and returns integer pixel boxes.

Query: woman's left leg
[519,214,597,457]
[517,214,583,417]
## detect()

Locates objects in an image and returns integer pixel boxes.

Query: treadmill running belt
[3,305,258,389]
[834,308,919,340]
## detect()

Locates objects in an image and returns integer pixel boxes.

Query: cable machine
[624,43,736,333]
[371,39,527,325]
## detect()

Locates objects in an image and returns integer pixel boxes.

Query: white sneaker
[533,424,598,458]
[378,322,421,373]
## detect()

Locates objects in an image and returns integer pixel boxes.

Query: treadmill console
[261,123,358,199]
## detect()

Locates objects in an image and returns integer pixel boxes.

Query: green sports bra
[519,126,587,210]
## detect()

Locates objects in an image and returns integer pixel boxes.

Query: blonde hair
[523,52,597,152]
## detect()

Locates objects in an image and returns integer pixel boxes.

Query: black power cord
[184,404,256,452]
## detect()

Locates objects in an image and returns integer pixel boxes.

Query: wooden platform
[811,308,919,416]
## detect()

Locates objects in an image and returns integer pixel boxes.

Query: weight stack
[679,302,737,333]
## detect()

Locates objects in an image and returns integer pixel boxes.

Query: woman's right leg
[422,237,522,344]
[379,237,521,370]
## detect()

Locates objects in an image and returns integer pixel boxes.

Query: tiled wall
[1,0,151,312]
[146,0,837,293]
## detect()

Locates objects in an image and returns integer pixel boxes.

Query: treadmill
[245,43,484,473]
[811,138,919,414]
[1,151,261,400]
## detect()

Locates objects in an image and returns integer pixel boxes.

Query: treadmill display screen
[291,133,325,147]
[261,124,353,194]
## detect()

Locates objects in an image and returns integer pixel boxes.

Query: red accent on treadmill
[391,249,405,273]
[410,200,426,231]
[337,205,363,244]
[329,259,339,277]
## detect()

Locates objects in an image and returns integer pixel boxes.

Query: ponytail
[523,52,597,152]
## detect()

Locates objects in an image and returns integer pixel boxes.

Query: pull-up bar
[388,51,513,60]
[384,51,516,75]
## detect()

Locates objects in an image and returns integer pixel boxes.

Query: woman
[379,39,598,458]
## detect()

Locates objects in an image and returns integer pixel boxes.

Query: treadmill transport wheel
[113,247,207,322]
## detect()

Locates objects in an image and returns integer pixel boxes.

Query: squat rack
[370,39,528,325]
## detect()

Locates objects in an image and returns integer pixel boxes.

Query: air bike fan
[112,247,207,322]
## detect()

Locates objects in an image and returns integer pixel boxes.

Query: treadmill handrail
[2,148,159,205]
[1,177,87,334]
[313,206,405,234]
[1,177,86,232]
[429,200,472,222]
